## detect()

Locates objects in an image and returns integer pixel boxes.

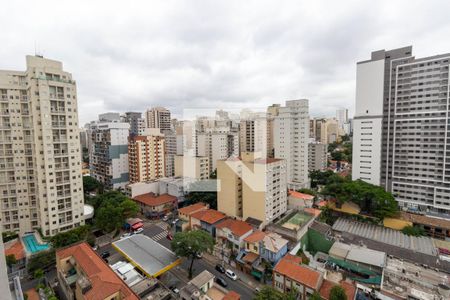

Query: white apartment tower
[0,55,84,236]
[145,107,171,132]
[353,46,450,214]
[274,100,310,189]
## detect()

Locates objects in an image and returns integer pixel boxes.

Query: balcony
[52,122,66,128]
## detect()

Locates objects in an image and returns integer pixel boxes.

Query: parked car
[162,215,169,221]
[100,251,110,259]
[215,277,228,287]
[166,233,173,240]
[121,232,131,239]
[92,245,98,251]
[169,286,179,294]
[134,227,144,234]
[215,264,226,273]
[225,269,237,281]
[195,252,203,259]
[255,287,261,293]
[171,218,179,225]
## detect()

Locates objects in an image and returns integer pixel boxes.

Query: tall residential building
[98,112,121,122]
[308,142,328,171]
[352,46,450,214]
[239,113,269,157]
[164,131,177,177]
[128,130,165,183]
[336,108,349,128]
[145,107,171,132]
[217,152,287,226]
[267,104,280,158]
[0,55,84,236]
[174,155,210,180]
[89,120,129,189]
[310,117,342,144]
[196,131,239,173]
[274,100,310,189]
[122,112,145,136]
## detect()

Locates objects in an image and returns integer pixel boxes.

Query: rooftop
[4,239,25,260]
[112,234,180,278]
[178,202,209,216]
[223,291,241,300]
[346,245,386,268]
[400,211,450,230]
[245,217,263,228]
[274,254,322,289]
[190,270,215,289]
[244,230,266,243]
[191,209,226,225]
[263,232,288,253]
[216,218,253,237]
[133,193,176,207]
[288,190,314,201]
[56,242,138,300]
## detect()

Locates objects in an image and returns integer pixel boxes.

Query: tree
[309,170,335,189]
[27,249,56,274]
[402,225,425,237]
[171,230,215,279]
[5,254,17,267]
[50,225,94,248]
[310,291,323,300]
[254,286,298,300]
[330,285,347,300]
[331,151,344,162]
[95,204,125,233]
[34,269,44,281]
[120,199,139,219]
[297,188,317,196]
[83,176,102,194]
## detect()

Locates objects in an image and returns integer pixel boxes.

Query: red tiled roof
[242,252,259,263]
[178,202,208,215]
[289,190,314,201]
[304,208,322,217]
[4,240,25,260]
[319,280,356,300]
[133,193,176,207]
[244,230,266,243]
[274,254,322,289]
[25,289,39,300]
[282,253,302,265]
[191,209,226,224]
[223,290,241,300]
[216,218,253,237]
[56,242,138,300]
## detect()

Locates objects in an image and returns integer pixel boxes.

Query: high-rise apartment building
[145,107,171,132]
[174,155,210,180]
[274,100,310,189]
[122,112,145,136]
[353,46,450,214]
[239,113,270,157]
[336,108,349,128]
[310,117,342,144]
[0,55,84,236]
[128,130,166,183]
[308,142,328,171]
[196,131,239,173]
[89,120,129,189]
[217,152,287,226]
[164,131,177,177]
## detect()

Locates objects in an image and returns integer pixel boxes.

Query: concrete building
[352,46,450,214]
[163,131,177,177]
[0,55,85,236]
[174,155,210,180]
[89,120,130,189]
[196,131,239,173]
[217,152,287,226]
[99,112,121,122]
[145,107,171,132]
[239,112,270,158]
[336,108,349,128]
[308,142,328,171]
[310,118,343,144]
[274,100,309,189]
[122,112,145,136]
[128,131,165,183]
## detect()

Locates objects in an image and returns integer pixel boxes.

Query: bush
[2,231,18,243]
[50,225,93,249]
[27,249,56,274]
[402,225,425,237]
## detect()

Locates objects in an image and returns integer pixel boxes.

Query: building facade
[128,132,165,183]
[174,155,210,180]
[0,55,84,236]
[274,100,310,189]
[89,121,130,189]
[122,111,145,136]
[145,107,171,132]
[352,46,450,214]
[308,142,328,171]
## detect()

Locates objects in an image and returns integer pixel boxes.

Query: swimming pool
[23,234,49,253]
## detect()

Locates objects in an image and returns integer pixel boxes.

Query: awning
[251,270,263,279]
[132,222,144,230]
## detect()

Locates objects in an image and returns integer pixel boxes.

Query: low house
[273,254,323,298]
[4,239,26,269]
[56,242,139,300]
[190,209,227,237]
[177,202,209,232]
[215,218,254,252]
[288,190,315,209]
[180,270,240,300]
[133,193,177,218]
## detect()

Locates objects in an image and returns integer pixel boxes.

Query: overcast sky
[2,0,450,124]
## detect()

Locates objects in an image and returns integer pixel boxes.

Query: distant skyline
[2,0,450,124]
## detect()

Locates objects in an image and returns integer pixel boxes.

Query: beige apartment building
[145,106,171,131]
[0,55,84,236]
[174,155,210,180]
[128,132,166,183]
[217,152,287,226]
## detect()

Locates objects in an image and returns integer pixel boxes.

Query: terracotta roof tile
[56,242,138,300]
[178,202,208,215]
[274,254,322,289]
[244,230,266,243]
[133,193,176,207]
[216,219,253,237]
[4,240,25,260]
[242,252,259,263]
[289,190,315,200]
[223,290,241,300]
[25,289,39,300]
[191,209,226,224]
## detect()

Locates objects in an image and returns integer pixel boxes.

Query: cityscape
[1,2,450,300]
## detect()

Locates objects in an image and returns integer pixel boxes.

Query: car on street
[121,232,132,239]
[215,264,225,273]
[166,233,173,240]
[225,269,237,281]
[162,215,169,221]
[100,251,110,259]
[169,286,179,294]
[171,218,179,225]
[215,277,228,287]
[195,252,203,259]
[134,227,144,234]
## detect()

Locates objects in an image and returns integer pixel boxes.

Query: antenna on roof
[34,41,43,58]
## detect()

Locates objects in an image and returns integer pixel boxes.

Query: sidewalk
[202,253,263,291]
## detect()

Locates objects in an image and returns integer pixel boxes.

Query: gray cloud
[2,0,450,124]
